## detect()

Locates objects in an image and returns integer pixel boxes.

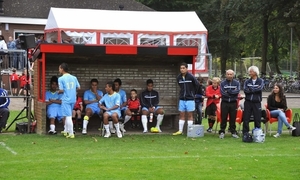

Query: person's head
[114,78,122,91]
[59,63,69,74]
[50,76,58,91]
[12,68,16,73]
[272,83,284,98]
[248,66,259,79]
[146,79,154,91]
[105,81,115,94]
[197,77,204,85]
[212,77,220,88]
[180,62,188,75]
[225,69,235,81]
[207,79,212,86]
[130,89,138,99]
[90,78,98,91]
[8,36,13,42]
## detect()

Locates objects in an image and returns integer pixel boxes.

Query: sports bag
[252,128,265,143]
[292,113,300,136]
[242,132,253,143]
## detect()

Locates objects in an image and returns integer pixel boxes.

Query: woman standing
[267,84,296,138]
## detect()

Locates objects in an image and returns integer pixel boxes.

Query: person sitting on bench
[140,79,164,133]
[125,89,141,129]
[99,81,122,138]
[82,79,103,135]
[45,76,62,134]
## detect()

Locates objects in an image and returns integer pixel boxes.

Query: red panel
[168,47,198,56]
[106,46,137,55]
[40,44,74,53]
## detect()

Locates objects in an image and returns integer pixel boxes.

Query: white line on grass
[0,142,17,155]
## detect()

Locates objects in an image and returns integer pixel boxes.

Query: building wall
[34,55,185,134]
[0,24,44,39]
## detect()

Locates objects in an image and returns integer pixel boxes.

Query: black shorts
[11,81,18,88]
[205,103,217,116]
[24,84,31,90]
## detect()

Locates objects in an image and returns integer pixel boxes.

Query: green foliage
[137,0,300,74]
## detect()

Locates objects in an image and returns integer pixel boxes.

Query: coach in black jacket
[242,66,264,135]
[173,62,200,135]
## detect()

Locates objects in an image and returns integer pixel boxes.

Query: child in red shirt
[124,89,141,128]
[205,77,221,132]
[18,72,26,96]
[10,69,19,96]
[72,92,83,128]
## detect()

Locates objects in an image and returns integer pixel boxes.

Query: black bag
[292,113,300,136]
[243,132,253,143]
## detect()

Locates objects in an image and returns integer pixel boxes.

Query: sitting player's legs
[141,107,150,133]
[82,107,100,135]
[103,111,122,138]
[206,103,217,133]
[47,106,62,134]
[154,107,164,132]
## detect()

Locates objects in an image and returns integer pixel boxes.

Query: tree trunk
[261,15,269,75]
[298,40,300,73]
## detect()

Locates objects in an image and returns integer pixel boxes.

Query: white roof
[45,7,207,33]
[0,17,46,25]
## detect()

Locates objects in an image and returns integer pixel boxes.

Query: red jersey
[19,75,26,87]
[73,97,83,110]
[10,73,19,82]
[127,98,140,110]
[205,85,221,107]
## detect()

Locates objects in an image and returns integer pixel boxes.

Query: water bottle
[149,113,153,122]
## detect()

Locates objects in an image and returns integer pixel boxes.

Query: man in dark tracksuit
[242,66,264,135]
[220,69,240,139]
[173,62,200,135]
[0,88,10,133]
[194,77,204,125]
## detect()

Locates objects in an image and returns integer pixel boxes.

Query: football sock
[179,120,185,132]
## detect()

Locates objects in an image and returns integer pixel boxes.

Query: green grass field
[1,109,300,179]
[0,133,300,179]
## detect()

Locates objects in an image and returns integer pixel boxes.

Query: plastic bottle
[149,113,153,122]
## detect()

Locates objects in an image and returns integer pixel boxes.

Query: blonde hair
[212,77,220,85]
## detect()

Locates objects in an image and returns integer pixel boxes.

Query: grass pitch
[0,133,300,180]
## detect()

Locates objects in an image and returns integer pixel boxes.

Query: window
[140,38,166,46]
[176,38,201,46]
[103,38,130,45]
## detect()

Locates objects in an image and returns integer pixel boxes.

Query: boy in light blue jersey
[45,76,62,134]
[112,78,127,133]
[58,63,80,139]
[99,81,122,138]
[82,79,103,135]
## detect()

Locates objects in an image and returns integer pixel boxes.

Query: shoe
[172,131,183,136]
[219,132,225,139]
[104,131,111,138]
[82,128,87,135]
[206,128,212,133]
[66,134,75,139]
[156,127,162,133]
[288,126,296,131]
[110,128,116,134]
[232,134,239,138]
[61,131,68,136]
[48,130,57,135]
[117,131,123,138]
[273,133,280,138]
[120,123,126,133]
[143,130,148,133]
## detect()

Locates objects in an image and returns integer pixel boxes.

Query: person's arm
[137,99,141,113]
[107,94,120,111]
[140,91,148,108]
[228,81,240,95]
[243,79,251,94]
[152,91,159,107]
[58,78,64,94]
[195,85,203,99]
[220,81,229,97]
[0,89,9,108]
[45,92,52,106]
[205,86,214,98]
[83,91,98,105]
[251,79,264,93]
